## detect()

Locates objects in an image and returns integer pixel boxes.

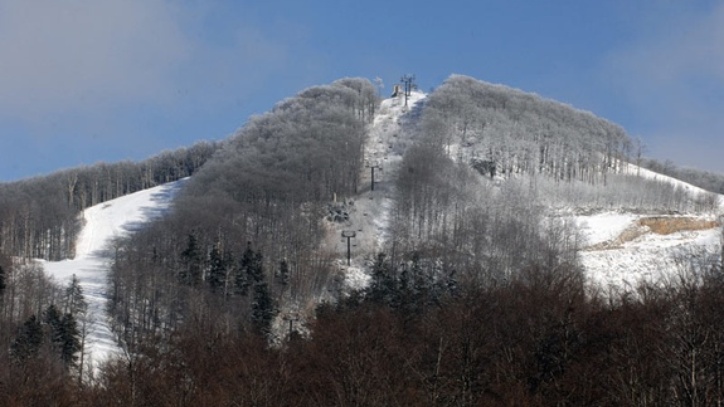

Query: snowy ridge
[620,161,724,209]
[40,179,186,370]
[370,92,722,294]
[339,89,722,294]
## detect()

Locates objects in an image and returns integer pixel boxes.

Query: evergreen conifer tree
[0,265,6,296]
[251,280,276,335]
[207,242,226,293]
[180,233,202,286]
[368,253,397,305]
[44,304,63,339]
[10,315,43,361]
[43,304,82,369]
[58,313,81,369]
[65,274,87,316]
[235,242,255,296]
[275,259,290,289]
[249,252,264,283]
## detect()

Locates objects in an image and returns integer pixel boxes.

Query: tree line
[0,141,219,261]
[423,75,631,183]
[642,158,724,195]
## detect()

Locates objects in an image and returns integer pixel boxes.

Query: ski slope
[40,179,186,370]
[324,91,426,290]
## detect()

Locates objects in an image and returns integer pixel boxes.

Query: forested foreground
[5,257,724,406]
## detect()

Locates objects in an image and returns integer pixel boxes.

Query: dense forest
[387,75,717,285]
[0,75,723,405]
[106,77,380,354]
[5,259,724,406]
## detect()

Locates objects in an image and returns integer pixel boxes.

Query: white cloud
[607,2,724,173]
[0,0,188,118]
[0,0,293,125]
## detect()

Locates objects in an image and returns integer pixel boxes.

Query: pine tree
[252,280,276,335]
[11,315,43,361]
[65,274,87,316]
[249,252,264,284]
[207,242,226,293]
[275,259,290,288]
[44,304,63,339]
[43,305,81,370]
[180,233,202,286]
[235,242,255,296]
[368,253,397,305]
[58,313,81,369]
[0,265,6,296]
[408,252,436,311]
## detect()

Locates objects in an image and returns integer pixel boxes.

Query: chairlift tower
[400,74,416,107]
[365,161,382,191]
[341,230,357,266]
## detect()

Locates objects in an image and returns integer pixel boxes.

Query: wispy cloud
[0,0,186,117]
[607,2,724,171]
[0,0,294,128]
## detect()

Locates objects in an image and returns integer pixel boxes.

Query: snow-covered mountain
[33,87,724,370]
[336,90,723,294]
[40,179,186,370]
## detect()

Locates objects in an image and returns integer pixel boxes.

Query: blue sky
[2,0,724,181]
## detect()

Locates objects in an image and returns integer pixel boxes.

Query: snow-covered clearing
[570,163,723,292]
[322,91,426,289]
[40,179,186,370]
[575,210,721,292]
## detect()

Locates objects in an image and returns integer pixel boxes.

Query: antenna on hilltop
[400,74,416,107]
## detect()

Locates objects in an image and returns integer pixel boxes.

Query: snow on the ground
[575,211,721,292]
[580,225,721,293]
[324,91,426,289]
[330,90,723,295]
[621,161,724,209]
[40,179,186,370]
[571,162,723,293]
[574,212,639,247]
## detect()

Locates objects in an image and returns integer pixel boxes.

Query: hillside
[337,81,722,294]
[39,179,186,371]
[37,83,723,371]
[96,76,724,350]
[2,75,724,404]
